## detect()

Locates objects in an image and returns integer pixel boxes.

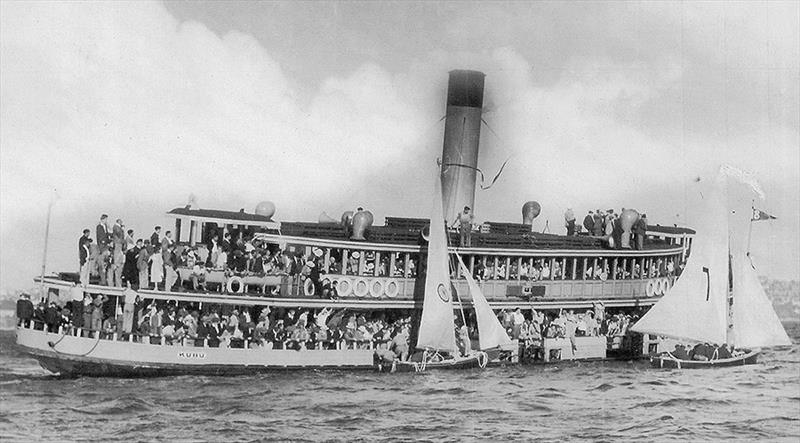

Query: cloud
[1,1,798,293]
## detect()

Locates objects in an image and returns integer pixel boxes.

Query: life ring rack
[337,278,353,297]
[384,280,400,298]
[303,278,315,297]
[645,280,655,297]
[353,278,370,298]
[369,279,385,298]
[227,276,244,294]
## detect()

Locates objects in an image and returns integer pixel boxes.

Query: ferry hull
[649,350,759,369]
[15,327,375,377]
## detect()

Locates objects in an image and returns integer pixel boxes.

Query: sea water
[1,326,798,442]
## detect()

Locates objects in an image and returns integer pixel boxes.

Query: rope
[48,328,102,357]
[442,157,511,191]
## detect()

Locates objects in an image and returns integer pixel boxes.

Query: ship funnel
[441,70,485,224]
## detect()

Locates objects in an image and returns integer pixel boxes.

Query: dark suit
[150,232,160,247]
[16,298,34,326]
[582,215,593,233]
[78,235,90,265]
[96,223,110,250]
[112,224,125,248]
[123,246,140,284]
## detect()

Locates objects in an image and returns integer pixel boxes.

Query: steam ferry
[16,70,694,376]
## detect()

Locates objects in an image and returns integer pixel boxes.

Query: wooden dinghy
[650,349,759,369]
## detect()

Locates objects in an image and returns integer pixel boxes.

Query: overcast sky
[1,1,798,292]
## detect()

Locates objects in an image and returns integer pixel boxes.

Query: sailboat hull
[650,350,759,369]
[379,352,488,373]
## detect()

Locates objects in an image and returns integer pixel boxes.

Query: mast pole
[40,191,56,301]
[746,200,754,256]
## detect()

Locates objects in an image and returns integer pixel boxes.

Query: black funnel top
[446,70,485,108]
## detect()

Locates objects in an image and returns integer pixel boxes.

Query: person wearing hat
[16,293,34,327]
[452,206,475,247]
[69,282,85,329]
[112,219,125,251]
[564,208,576,236]
[582,211,594,234]
[78,229,92,284]
[96,214,111,252]
[44,301,60,332]
[592,210,604,236]
[633,213,648,250]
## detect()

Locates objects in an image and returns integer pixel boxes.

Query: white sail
[415,171,458,353]
[456,254,515,351]
[731,250,792,348]
[631,174,730,344]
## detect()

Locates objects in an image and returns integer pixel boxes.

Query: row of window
[292,245,682,282]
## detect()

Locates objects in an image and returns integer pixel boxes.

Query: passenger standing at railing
[112,219,125,251]
[582,211,594,234]
[149,244,164,291]
[78,230,91,284]
[124,229,135,251]
[16,293,33,327]
[163,244,178,292]
[90,294,107,333]
[137,242,150,289]
[123,239,141,287]
[633,214,647,250]
[44,301,60,332]
[122,283,138,334]
[96,214,111,252]
[592,210,604,236]
[69,283,84,328]
[82,294,93,335]
[511,308,525,340]
[150,226,161,249]
[452,206,475,247]
[564,208,576,236]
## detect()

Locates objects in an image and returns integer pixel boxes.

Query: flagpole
[746,200,754,256]
[40,192,56,301]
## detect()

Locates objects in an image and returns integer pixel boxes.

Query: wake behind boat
[631,168,792,368]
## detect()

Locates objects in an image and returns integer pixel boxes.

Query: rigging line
[442,156,512,191]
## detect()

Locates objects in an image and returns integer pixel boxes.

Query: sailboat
[631,170,791,369]
[377,166,515,372]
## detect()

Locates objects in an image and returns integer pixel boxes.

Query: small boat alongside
[631,169,792,368]
[375,165,515,373]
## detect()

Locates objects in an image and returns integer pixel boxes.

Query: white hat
[306,261,316,268]
[312,247,324,257]
[352,251,361,259]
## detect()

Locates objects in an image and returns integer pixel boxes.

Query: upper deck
[167,208,695,253]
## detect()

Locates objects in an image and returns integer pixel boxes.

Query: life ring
[384,280,400,298]
[227,276,244,294]
[353,278,370,298]
[663,277,671,292]
[657,278,668,295]
[303,278,315,297]
[645,280,655,297]
[337,278,353,297]
[370,279,385,298]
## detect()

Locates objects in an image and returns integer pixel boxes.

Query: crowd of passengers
[18,291,640,359]
[78,214,425,295]
[76,213,678,296]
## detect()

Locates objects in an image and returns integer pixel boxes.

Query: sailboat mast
[727,247,734,347]
[746,200,754,256]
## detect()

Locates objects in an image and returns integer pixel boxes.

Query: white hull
[16,326,374,376]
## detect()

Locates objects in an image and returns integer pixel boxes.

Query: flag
[751,208,776,221]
